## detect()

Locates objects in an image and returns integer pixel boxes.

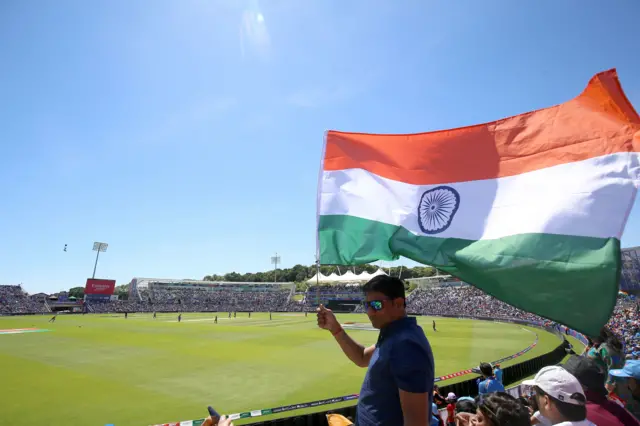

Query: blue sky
[1,1,639,294]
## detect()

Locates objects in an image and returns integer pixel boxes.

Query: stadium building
[127,278,297,312]
[621,246,640,293]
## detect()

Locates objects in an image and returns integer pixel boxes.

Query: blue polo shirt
[477,376,505,394]
[357,316,435,426]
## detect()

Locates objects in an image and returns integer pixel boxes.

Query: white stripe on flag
[320,152,640,240]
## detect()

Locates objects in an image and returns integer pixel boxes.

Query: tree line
[202,264,439,283]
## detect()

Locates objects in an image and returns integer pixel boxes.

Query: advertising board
[84,278,116,295]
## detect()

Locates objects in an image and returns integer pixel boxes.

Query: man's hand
[318,304,373,367]
[202,416,233,426]
[218,415,234,426]
[317,304,341,334]
[455,412,473,426]
[202,415,234,426]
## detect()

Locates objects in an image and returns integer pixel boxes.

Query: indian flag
[317,69,640,335]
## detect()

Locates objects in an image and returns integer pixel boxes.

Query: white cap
[446,392,457,400]
[522,366,585,406]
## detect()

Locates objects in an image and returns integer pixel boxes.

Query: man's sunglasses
[363,300,386,311]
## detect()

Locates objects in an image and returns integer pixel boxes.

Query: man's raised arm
[317,304,374,368]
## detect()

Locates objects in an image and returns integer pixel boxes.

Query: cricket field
[0,313,562,426]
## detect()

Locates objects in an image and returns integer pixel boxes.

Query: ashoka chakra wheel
[418,186,460,234]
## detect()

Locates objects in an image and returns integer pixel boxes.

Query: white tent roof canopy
[358,271,372,280]
[341,271,358,280]
[306,272,328,284]
[308,268,388,284]
[368,269,388,278]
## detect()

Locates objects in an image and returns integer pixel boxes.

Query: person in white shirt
[523,366,595,426]
[531,409,553,425]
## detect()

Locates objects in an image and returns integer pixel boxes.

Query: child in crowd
[446,392,457,426]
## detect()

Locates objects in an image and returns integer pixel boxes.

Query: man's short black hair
[362,275,405,300]
[480,362,493,377]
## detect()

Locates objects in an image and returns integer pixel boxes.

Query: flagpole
[315,255,320,308]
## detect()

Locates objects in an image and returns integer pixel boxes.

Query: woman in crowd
[433,385,447,406]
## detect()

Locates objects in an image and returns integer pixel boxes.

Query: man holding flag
[318,275,434,425]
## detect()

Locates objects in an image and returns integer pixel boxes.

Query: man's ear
[542,395,551,410]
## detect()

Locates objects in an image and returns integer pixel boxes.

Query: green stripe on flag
[319,214,619,335]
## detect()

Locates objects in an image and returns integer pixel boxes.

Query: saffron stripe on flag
[323,69,640,185]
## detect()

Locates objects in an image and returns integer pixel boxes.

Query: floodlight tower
[271,252,281,283]
[92,242,108,279]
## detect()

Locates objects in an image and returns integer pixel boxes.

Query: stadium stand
[406,285,546,323]
[305,284,364,312]
[621,247,640,291]
[89,280,303,313]
[607,295,640,359]
[0,285,48,314]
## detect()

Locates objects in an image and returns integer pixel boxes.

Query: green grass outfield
[0,313,561,426]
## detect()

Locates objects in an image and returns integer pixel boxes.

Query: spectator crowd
[0,285,48,314]
[605,296,640,360]
[406,286,546,323]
